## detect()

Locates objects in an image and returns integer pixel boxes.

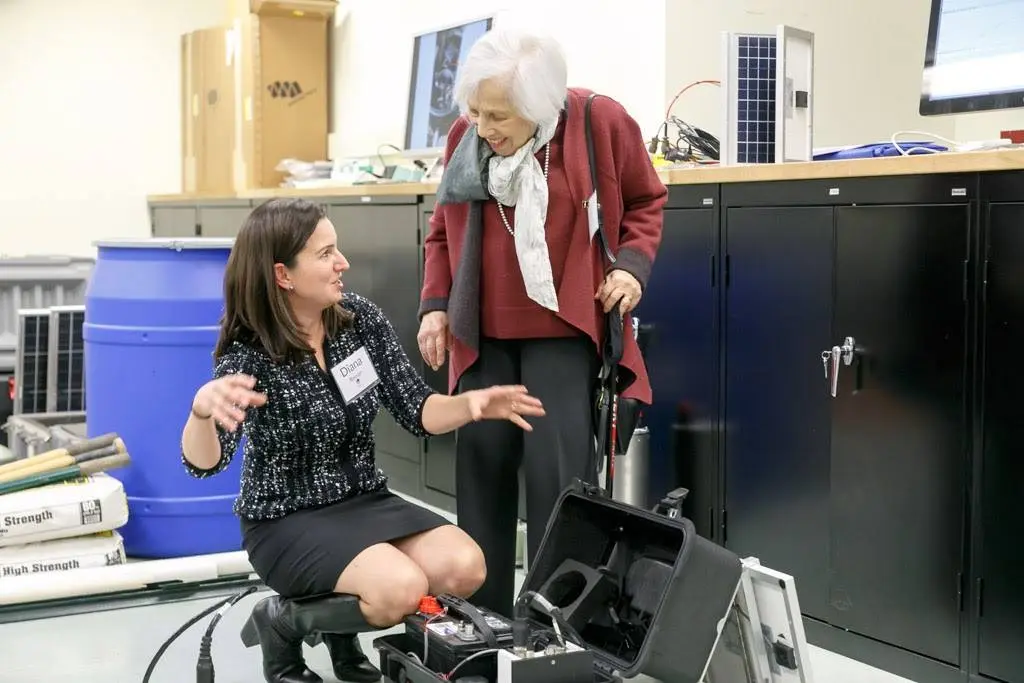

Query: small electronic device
[495,640,595,683]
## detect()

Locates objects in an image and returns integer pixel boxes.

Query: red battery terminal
[418,595,443,615]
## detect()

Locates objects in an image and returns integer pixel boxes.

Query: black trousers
[455,336,598,617]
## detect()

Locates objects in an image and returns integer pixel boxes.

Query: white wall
[331,0,1014,160]
[663,0,958,148]
[327,0,668,159]
[0,0,224,258]
[661,0,1022,150]
[0,0,1019,259]
[956,110,1024,141]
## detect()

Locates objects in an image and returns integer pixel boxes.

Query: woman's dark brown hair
[214,198,353,363]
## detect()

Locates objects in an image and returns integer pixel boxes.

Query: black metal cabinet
[326,196,422,470]
[976,172,1024,683]
[416,197,459,500]
[639,184,720,536]
[197,201,254,237]
[150,202,198,237]
[722,204,835,622]
[721,175,973,674]
[150,199,254,238]
[830,203,968,665]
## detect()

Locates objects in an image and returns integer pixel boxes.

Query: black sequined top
[182,293,436,521]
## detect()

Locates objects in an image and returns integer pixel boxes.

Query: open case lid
[517,481,743,681]
[706,557,817,683]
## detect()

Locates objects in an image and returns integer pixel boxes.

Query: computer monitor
[403,16,494,155]
[920,0,1024,116]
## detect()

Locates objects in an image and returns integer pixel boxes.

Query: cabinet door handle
[822,336,856,398]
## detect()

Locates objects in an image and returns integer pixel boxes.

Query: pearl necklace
[496,143,551,236]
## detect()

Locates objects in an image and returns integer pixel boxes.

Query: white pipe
[0,550,255,606]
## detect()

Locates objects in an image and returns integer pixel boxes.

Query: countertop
[148,148,1024,203]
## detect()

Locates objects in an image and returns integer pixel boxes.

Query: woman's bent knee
[367,566,429,626]
[439,541,488,598]
[394,526,489,598]
[335,544,429,628]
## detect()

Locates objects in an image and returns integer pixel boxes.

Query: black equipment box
[373,481,743,683]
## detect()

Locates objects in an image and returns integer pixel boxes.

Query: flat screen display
[404,17,493,151]
[920,0,1024,115]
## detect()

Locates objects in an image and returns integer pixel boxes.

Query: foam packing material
[0,473,129,548]
[0,530,126,579]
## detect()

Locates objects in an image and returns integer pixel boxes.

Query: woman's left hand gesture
[465,385,546,431]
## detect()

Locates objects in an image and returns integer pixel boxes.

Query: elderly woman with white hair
[417,27,667,616]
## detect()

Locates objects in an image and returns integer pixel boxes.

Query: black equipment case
[373,480,743,683]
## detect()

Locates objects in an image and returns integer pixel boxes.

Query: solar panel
[721,25,815,166]
[14,309,50,415]
[47,305,86,413]
[736,34,778,164]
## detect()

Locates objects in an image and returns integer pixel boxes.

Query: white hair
[454,27,568,125]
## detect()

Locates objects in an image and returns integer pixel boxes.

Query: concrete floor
[0,581,919,683]
[0,491,920,683]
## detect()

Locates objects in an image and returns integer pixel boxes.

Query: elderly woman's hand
[596,269,642,316]
[417,311,449,370]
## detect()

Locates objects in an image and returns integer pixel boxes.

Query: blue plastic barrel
[83,237,238,558]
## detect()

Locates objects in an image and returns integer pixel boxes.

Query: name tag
[330,347,380,404]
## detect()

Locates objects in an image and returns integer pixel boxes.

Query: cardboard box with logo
[181,0,336,193]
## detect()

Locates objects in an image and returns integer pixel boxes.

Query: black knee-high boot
[299,594,381,682]
[305,632,381,682]
[240,595,322,683]
[242,593,380,683]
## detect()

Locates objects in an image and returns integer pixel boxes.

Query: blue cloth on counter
[813,142,948,160]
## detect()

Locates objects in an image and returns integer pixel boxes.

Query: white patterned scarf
[486,117,560,312]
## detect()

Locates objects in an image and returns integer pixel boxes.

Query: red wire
[664,79,721,120]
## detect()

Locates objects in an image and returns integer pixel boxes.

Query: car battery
[401,595,517,675]
[373,480,744,683]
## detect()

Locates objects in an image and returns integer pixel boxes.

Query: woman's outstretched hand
[192,374,268,432]
[465,385,545,431]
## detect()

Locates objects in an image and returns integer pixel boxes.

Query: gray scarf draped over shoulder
[433,127,491,352]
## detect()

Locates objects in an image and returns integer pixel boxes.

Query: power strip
[955,139,1016,153]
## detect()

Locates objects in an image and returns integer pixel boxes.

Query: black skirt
[241,489,449,598]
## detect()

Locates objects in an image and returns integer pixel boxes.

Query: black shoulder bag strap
[585,93,626,497]
[584,93,617,267]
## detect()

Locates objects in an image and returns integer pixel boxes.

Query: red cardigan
[420,87,667,403]
[478,114,578,340]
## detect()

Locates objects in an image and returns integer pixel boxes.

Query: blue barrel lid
[93,237,235,250]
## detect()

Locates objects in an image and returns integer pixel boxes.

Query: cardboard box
[180,0,335,192]
[249,0,338,18]
[235,10,331,189]
[181,27,236,194]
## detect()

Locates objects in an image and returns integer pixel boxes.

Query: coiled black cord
[141,585,258,683]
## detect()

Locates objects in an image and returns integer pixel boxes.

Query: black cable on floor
[141,587,257,683]
[197,586,259,683]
